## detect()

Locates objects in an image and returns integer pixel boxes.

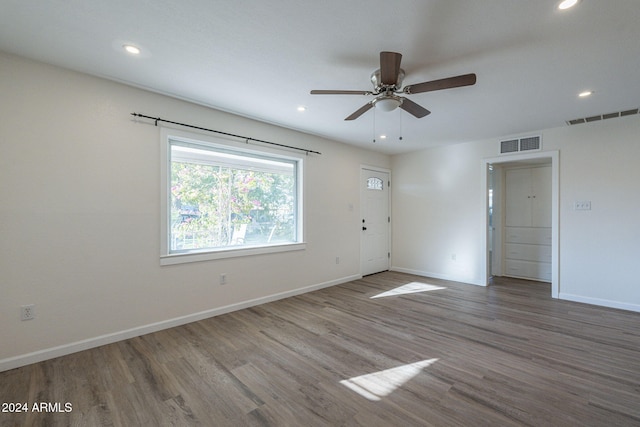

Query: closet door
[531,166,552,228]
[504,165,551,282]
[505,168,532,227]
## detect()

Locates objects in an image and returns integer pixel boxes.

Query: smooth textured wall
[0,52,390,368]
[392,114,640,311]
[550,119,640,308]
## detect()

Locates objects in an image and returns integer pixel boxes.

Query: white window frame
[160,127,305,266]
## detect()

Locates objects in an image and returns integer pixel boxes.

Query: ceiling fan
[310,51,476,121]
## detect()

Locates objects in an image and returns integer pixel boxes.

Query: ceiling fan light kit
[311,51,476,121]
[373,95,403,112]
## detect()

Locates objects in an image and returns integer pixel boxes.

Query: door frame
[488,165,504,278]
[360,165,392,276]
[481,151,559,298]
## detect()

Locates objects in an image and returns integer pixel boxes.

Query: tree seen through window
[169,142,297,252]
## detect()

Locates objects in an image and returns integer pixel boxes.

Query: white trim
[559,293,640,313]
[160,242,306,265]
[481,150,560,298]
[160,126,305,264]
[360,164,391,174]
[0,274,361,373]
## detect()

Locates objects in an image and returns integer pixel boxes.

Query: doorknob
[362,226,367,231]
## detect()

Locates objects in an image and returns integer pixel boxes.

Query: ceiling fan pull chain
[372,108,376,143]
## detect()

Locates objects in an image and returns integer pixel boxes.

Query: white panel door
[361,168,390,276]
[531,166,552,228]
[505,168,532,227]
[503,165,551,282]
[505,166,551,227]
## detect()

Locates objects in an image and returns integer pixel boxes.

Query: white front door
[361,168,390,276]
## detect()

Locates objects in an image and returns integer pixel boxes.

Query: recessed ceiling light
[578,90,593,98]
[297,106,307,112]
[123,44,141,55]
[380,134,387,139]
[558,0,579,10]
[113,40,151,58]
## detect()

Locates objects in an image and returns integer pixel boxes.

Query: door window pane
[367,177,384,190]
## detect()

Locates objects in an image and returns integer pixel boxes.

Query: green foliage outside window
[170,152,296,252]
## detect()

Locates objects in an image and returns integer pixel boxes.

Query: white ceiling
[1,0,639,154]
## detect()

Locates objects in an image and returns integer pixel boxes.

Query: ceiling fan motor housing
[371,68,405,92]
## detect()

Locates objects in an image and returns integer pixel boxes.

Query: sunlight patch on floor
[339,358,439,401]
[371,282,446,299]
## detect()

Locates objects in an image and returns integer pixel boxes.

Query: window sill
[160,242,306,266]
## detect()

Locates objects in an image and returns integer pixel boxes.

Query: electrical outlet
[21,304,35,321]
[220,273,227,285]
[336,256,340,264]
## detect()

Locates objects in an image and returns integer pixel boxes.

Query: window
[161,129,304,264]
[367,177,384,190]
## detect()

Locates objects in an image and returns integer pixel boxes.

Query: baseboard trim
[391,266,485,287]
[559,292,640,313]
[0,274,361,373]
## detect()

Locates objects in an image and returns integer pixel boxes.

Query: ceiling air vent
[520,136,541,151]
[567,108,639,125]
[621,108,639,117]
[500,139,519,154]
[500,135,541,154]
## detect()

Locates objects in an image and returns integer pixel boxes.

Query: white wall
[0,52,390,369]
[392,114,640,312]
[550,119,640,308]
[3,50,639,371]
[391,140,493,285]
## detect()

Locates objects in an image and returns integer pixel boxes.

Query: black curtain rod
[131,113,321,155]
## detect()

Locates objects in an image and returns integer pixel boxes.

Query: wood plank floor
[2,271,640,426]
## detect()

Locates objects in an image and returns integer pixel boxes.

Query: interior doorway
[482,151,559,298]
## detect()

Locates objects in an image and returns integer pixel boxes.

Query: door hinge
[388,216,390,223]
[388,252,390,259]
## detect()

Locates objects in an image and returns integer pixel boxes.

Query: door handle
[362,227,367,231]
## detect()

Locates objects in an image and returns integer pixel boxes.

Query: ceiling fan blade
[380,51,402,86]
[403,73,477,94]
[311,90,372,95]
[345,102,374,121]
[399,98,431,118]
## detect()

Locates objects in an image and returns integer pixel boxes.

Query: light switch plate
[574,201,591,210]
